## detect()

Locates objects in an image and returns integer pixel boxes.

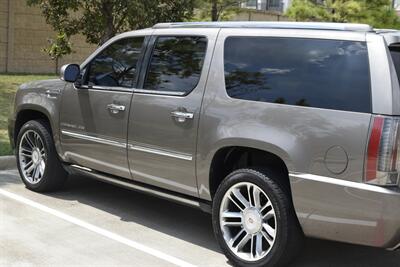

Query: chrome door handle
[107,104,126,114]
[171,110,194,123]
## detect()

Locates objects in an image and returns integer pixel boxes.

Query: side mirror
[60,64,80,83]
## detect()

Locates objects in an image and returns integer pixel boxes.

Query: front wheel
[16,120,68,192]
[212,169,303,267]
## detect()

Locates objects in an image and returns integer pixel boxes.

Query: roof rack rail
[153,21,374,32]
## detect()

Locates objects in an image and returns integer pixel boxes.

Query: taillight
[365,115,400,186]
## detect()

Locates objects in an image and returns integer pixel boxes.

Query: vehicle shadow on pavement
[15,174,400,267]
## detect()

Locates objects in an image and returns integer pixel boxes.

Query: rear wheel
[212,168,303,267]
[16,120,68,192]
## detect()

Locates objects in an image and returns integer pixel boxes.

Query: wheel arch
[14,106,53,145]
[204,142,294,200]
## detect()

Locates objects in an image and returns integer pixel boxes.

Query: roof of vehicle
[153,21,375,32]
[375,29,400,45]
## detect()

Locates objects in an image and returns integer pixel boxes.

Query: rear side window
[144,36,207,94]
[224,37,371,113]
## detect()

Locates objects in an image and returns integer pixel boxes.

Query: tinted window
[144,36,207,93]
[85,37,144,88]
[224,37,371,113]
[390,46,400,84]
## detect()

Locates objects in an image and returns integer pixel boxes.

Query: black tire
[16,120,68,192]
[212,168,303,267]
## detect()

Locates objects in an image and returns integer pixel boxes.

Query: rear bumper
[290,172,400,249]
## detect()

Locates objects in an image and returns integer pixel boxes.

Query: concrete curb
[0,155,17,170]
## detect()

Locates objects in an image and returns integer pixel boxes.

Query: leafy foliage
[27,0,196,47]
[287,0,400,29]
[195,0,245,21]
[42,32,72,60]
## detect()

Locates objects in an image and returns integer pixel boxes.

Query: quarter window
[224,37,371,113]
[85,37,145,88]
[144,36,207,93]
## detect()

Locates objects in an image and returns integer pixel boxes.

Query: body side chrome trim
[128,143,193,161]
[61,130,127,148]
[290,172,400,195]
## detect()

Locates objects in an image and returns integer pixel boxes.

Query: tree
[196,0,245,21]
[27,0,196,54]
[287,0,400,29]
[43,32,72,74]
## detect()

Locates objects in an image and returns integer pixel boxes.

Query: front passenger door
[60,36,146,179]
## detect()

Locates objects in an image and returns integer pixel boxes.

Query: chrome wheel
[220,182,277,262]
[18,130,46,184]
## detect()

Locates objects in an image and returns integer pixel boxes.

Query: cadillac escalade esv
[8,22,400,267]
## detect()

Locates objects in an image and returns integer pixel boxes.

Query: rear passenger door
[127,29,219,197]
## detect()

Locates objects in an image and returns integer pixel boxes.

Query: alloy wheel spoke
[232,188,250,209]
[263,209,275,220]
[255,232,263,257]
[39,160,45,176]
[230,229,246,246]
[260,202,271,213]
[222,211,242,219]
[250,235,255,259]
[262,223,276,239]
[24,161,34,173]
[253,187,262,209]
[261,229,274,246]
[235,232,251,252]
[26,133,36,149]
[228,195,245,211]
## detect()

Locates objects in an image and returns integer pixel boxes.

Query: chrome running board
[68,164,211,213]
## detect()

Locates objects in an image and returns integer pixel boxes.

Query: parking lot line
[0,188,198,267]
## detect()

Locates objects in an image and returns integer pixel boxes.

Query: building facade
[241,0,292,13]
[0,0,95,74]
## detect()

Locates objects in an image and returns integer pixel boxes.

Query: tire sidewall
[16,121,51,190]
[212,169,290,267]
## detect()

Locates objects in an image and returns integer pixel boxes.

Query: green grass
[0,74,57,156]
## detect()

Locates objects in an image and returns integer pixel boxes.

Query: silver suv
[8,22,400,266]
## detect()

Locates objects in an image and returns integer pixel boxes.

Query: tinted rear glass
[224,37,371,113]
[390,46,400,84]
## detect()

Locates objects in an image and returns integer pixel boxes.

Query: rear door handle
[171,110,194,123]
[107,104,126,114]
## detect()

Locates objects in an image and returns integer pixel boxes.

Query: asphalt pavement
[1,169,400,267]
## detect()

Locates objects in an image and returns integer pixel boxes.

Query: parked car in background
[8,22,400,266]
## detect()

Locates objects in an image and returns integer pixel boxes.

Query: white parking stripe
[0,188,197,267]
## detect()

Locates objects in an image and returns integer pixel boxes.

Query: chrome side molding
[61,130,127,148]
[128,144,193,161]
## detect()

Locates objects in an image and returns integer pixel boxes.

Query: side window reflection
[144,36,207,93]
[224,37,371,113]
[85,37,145,88]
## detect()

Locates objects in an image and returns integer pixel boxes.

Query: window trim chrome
[133,89,186,96]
